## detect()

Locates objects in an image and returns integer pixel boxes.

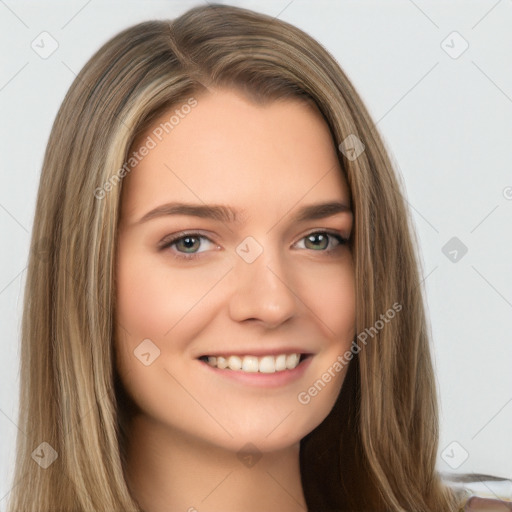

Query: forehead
[120,88,350,221]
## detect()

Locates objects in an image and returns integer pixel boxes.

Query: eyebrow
[135,200,351,225]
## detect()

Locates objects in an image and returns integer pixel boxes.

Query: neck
[125,414,308,512]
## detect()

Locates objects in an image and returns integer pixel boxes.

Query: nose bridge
[228,235,297,325]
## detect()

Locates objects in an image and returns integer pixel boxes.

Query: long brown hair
[8,4,465,511]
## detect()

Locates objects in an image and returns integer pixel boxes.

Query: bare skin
[114,87,356,512]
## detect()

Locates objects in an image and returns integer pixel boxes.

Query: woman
[7,4,494,511]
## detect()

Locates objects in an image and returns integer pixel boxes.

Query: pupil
[180,237,198,252]
[307,233,327,250]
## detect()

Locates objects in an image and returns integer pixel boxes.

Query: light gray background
[1,0,511,507]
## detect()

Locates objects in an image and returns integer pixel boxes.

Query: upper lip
[196,347,314,358]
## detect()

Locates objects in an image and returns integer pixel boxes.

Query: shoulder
[463,496,512,511]
[439,472,512,512]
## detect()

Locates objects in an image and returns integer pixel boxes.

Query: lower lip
[198,356,313,388]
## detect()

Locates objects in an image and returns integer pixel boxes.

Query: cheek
[115,246,227,342]
[289,256,356,429]
[113,242,179,381]
[116,262,167,338]
[113,244,233,392]
[298,255,356,340]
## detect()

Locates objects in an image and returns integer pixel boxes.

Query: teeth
[241,356,259,372]
[286,353,300,369]
[228,355,242,370]
[216,356,228,369]
[259,355,275,373]
[205,353,303,372]
[275,354,287,372]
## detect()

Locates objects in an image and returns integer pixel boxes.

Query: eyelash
[158,230,349,261]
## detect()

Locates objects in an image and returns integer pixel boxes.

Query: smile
[198,353,310,373]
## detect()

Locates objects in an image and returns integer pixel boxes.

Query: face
[114,87,356,453]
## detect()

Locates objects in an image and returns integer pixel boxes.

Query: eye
[159,232,218,260]
[295,231,348,252]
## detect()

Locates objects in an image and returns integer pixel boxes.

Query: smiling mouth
[198,353,311,373]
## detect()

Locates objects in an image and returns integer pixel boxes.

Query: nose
[227,242,297,328]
